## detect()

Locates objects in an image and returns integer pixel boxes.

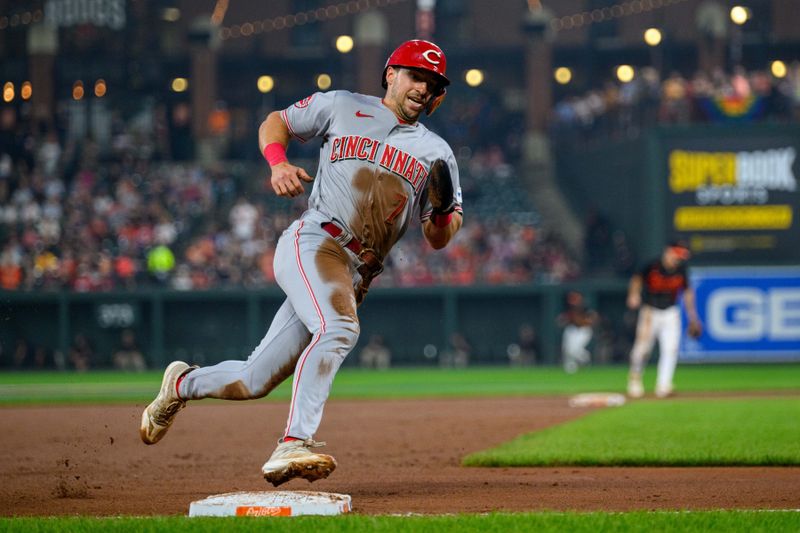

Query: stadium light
[730,6,750,25]
[72,81,84,100]
[171,78,189,92]
[644,28,662,46]
[770,60,787,78]
[20,81,31,100]
[94,79,107,98]
[335,35,354,53]
[257,75,275,93]
[2,82,13,103]
[316,73,332,90]
[464,69,484,87]
[554,67,572,85]
[615,65,635,83]
[161,8,180,22]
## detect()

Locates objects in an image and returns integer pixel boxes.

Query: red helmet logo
[421,49,442,65]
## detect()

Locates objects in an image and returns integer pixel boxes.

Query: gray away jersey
[281,90,462,259]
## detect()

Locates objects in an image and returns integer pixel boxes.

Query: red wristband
[431,212,453,228]
[262,143,288,166]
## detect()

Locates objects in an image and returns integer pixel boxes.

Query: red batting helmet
[667,239,691,260]
[382,39,450,114]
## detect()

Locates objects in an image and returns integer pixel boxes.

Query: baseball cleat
[655,384,674,399]
[140,361,196,445]
[627,374,644,399]
[261,439,337,487]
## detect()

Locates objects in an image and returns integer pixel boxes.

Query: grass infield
[463,397,800,467]
[2,511,800,532]
[0,363,798,405]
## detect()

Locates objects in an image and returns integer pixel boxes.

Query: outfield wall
[5,274,800,369]
[1,281,629,369]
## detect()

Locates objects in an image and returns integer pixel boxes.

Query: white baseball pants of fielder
[629,305,681,392]
[562,325,592,373]
[179,210,361,440]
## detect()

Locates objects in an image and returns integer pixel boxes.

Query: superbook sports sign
[662,134,800,263]
[669,147,796,231]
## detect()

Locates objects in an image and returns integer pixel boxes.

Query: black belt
[321,222,384,281]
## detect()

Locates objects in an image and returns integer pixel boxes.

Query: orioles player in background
[626,240,702,399]
[139,40,463,487]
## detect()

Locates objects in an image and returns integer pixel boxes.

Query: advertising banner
[680,267,800,362]
[663,134,800,263]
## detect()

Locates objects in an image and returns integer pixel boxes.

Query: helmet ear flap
[426,90,446,115]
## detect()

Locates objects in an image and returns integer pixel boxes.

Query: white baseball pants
[629,304,681,391]
[562,325,592,372]
[179,211,361,440]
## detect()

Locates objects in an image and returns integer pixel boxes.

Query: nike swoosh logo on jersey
[355,111,374,118]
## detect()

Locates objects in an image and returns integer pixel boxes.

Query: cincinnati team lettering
[329,136,428,191]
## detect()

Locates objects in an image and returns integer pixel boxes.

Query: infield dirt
[1,397,798,516]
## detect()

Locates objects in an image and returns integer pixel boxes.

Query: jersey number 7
[385,193,408,225]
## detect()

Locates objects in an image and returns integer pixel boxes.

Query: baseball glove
[427,159,456,215]
[688,320,703,339]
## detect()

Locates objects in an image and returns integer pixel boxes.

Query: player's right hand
[626,293,641,310]
[269,162,314,197]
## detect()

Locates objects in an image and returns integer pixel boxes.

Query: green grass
[464,398,800,467]
[0,364,798,405]
[2,511,799,532]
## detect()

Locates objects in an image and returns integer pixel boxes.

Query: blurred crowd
[551,63,800,145]
[15,64,794,293]
[0,100,578,293]
[386,218,578,287]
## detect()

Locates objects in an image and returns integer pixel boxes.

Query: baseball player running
[140,40,463,487]
[626,240,702,399]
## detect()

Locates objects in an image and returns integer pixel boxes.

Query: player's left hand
[427,159,456,215]
[269,162,314,197]
[688,319,703,339]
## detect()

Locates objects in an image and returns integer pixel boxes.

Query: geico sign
[707,288,800,341]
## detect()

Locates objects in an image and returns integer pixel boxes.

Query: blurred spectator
[68,333,94,371]
[112,329,147,372]
[171,264,194,290]
[557,291,598,373]
[32,345,51,369]
[358,334,392,370]
[229,196,259,241]
[660,71,691,123]
[147,244,175,284]
[440,332,471,368]
[552,64,798,145]
[114,252,138,289]
[507,324,538,366]
[0,241,23,289]
[12,339,32,368]
[38,131,62,178]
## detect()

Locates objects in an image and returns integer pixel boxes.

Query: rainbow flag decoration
[699,95,765,122]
